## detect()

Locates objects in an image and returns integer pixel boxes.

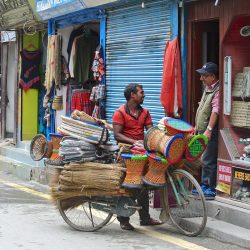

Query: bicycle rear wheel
[58,196,113,232]
[166,169,207,236]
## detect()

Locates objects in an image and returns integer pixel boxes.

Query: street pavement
[0,171,249,250]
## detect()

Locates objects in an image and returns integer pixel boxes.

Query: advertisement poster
[232,167,250,203]
[216,162,232,194]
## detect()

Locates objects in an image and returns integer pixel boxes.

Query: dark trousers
[201,127,218,189]
[117,189,150,223]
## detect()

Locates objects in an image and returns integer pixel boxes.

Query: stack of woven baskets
[120,117,208,188]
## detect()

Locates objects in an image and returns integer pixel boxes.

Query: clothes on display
[90,84,105,118]
[44,35,62,96]
[68,28,99,83]
[160,37,183,118]
[71,89,94,116]
[92,45,105,82]
[19,50,42,92]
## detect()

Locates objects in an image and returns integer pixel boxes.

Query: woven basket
[49,133,64,165]
[144,127,185,163]
[164,117,194,135]
[142,152,169,187]
[30,134,53,161]
[121,153,148,188]
[185,134,208,161]
[52,95,63,110]
[231,101,250,127]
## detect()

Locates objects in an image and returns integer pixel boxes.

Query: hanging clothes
[90,84,106,119]
[67,26,84,65]
[19,50,42,92]
[71,89,94,116]
[44,35,62,95]
[66,83,82,116]
[160,37,183,118]
[92,45,105,82]
[73,29,99,83]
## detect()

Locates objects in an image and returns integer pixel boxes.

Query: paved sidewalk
[0,143,250,249]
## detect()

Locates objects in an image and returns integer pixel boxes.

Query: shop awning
[0,0,44,30]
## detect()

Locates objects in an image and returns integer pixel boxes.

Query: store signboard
[231,167,250,204]
[35,0,117,20]
[216,162,232,194]
[36,0,86,11]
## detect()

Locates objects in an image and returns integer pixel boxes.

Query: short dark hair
[124,83,143,101]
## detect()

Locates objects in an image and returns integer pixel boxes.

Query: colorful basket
[49,133,64,165]
[144,127,185,163]
[185,134,208,161]
[30,134,53,161]
[121,153,148,188]
[142,152,169,187]
[163,117,194,135]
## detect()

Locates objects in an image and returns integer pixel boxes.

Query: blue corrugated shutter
[105,0,176,125]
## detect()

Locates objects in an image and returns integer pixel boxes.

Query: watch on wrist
[207,126,213,131]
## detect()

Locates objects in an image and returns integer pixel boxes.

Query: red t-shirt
[112,104,153,141]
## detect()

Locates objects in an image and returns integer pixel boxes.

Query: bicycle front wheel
[58,196,113,232]
[166,169,207,236]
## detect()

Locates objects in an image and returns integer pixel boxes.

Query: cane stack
[50,161,132,203]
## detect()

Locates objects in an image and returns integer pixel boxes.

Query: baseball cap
[196,62,218,75]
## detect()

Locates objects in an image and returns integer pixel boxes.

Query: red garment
[112,104,152,141]
[71,91,94,115]
[160,38,183,117]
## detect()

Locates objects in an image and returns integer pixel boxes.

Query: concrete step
[206,199,250,230]
[203,217,250,249]
[0,144,44,167]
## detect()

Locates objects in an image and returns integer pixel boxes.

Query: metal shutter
[105,0,176,125]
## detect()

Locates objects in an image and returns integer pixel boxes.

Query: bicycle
[57,163,207,237]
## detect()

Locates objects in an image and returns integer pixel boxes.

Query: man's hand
[203,129,212,141]
[133,140,144,147]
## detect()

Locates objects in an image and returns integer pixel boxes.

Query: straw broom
[50,162,130,208]
[59,166,124,191]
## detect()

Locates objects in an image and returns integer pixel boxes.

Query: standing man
[112,83,161,230]
[194,62,220,199]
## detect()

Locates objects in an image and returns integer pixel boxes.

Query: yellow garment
[45,35,61,94]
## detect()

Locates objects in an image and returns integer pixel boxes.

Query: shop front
[185,0,250,208]
[30,0,180,140]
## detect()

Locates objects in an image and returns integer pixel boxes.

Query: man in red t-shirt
[112,83,161,230]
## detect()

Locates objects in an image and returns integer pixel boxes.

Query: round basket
[144,127,185,163]
[164,117,194,135]
[121,153,148,188]
[185,134,208,161]
[142,152,169,187]
[30,134,51,161]
[49,133,64,164]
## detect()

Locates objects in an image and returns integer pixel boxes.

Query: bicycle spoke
[166,169,207,236]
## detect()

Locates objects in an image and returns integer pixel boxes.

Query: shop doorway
[188,20,219,125]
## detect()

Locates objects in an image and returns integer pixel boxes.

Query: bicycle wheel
[166,169,207,236]
[58,196,113,232]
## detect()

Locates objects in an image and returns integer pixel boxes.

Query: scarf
[160,37,183,117]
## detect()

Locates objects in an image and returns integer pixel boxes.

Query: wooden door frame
[187,19,219,125]
[1,43,8,139]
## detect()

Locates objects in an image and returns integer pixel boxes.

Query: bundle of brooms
[50,161,131,207]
